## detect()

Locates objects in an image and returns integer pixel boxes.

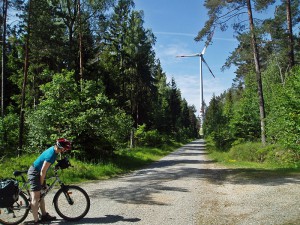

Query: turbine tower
[176,33,215,135]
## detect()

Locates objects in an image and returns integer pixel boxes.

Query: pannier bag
[0,178,19,207]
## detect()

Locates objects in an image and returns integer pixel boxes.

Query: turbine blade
[202,29,215,55]
[201,46,207,55]
[176,53,200,57]
[202,56,215,78]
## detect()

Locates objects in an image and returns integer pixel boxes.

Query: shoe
[40,213,56,222]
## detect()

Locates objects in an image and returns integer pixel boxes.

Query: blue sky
[134,0,239,115]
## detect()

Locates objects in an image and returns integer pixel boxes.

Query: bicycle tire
[0,192,30,225]
[53,185,90,221]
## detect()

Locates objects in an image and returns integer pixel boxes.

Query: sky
[134,0,239,116]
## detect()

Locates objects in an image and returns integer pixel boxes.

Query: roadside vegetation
[203,65,300,171]
[0,141,185,183]
[198,1,300,170]
[205,137,300,172]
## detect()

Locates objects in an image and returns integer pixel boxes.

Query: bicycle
[0,157,90,225]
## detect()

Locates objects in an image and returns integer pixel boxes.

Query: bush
[228,142,299,167]
[0,111,19,156]
[25,70,133,160]
[266,66,300,154]
[135,124,163,147]
[229,142,264,162]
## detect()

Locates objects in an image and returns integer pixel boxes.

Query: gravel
[24,139,300,225]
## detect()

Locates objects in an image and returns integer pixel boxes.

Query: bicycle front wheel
[53,185,90,221]
[0,192,30,225]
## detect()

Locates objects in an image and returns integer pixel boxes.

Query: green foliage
[229,142,266,162]
[0,110,19,155]
[266,66,300,153]
[0,154,39,179]
[135,124,163,147]
[25,70,133,160]
[228,142,299,168]
[204,94,233,150]
[0,142,181,182]
[230,73,260,142]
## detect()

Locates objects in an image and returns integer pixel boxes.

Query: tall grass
[0,143,182,183]
[207,141,300,171]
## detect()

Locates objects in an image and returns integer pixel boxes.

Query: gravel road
[24,139,300,225]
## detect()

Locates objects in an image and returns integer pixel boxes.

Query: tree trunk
[286,0,294,68]
[1,0,8,118]
[78,0,83,90]
[246,0,266,146]
[18,0,32,154]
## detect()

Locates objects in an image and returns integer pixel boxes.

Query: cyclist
[27,138,71,224]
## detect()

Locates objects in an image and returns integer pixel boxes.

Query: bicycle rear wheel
[53,185,90,221]
[0,192,30,225]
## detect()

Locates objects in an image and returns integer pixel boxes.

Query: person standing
[27,138,71,224]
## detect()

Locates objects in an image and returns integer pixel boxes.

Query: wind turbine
[176,36,215,134]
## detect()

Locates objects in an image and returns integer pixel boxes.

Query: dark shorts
[27,166,42,191]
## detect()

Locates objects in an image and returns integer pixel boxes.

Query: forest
[198,0,300,166]
[0,0,199,161]
[0,0,299,167]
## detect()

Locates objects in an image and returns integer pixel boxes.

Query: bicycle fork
[60,184,74,205]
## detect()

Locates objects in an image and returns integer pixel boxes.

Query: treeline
[199,0,300,163]
[0,0,199,160]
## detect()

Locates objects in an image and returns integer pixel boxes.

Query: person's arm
[40,161,51,185]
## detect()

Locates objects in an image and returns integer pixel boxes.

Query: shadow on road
[51,215,141,224]
[89,139,300,206]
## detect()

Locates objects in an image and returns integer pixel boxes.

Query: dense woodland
[1,0,299,165]
[0,0,199,160]
[198,0,300,164]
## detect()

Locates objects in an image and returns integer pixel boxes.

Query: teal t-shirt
[33,146,57,171]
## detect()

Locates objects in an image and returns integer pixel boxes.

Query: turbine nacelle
[176,50,215,78]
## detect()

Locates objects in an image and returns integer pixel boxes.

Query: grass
[0,142,183,184]
[207,149,300,174]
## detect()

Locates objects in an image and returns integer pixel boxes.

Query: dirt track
[24,140,300,225]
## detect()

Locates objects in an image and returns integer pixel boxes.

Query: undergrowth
[0,142,183,184]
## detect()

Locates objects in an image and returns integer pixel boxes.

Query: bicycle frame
[14,168,65,202]
[1,158,90,224]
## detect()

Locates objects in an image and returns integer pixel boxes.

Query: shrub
[135,124,163,147]
[229,142,264,162]
[25,70,133,160]
[228,142,299,167]
[0,111,19,156]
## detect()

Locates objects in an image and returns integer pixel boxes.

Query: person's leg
[39,197,46,215]
[30,191,41,222]
[28,166,42,222]
[39,195,56,221]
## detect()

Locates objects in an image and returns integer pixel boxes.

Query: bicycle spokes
[53,185,90,221]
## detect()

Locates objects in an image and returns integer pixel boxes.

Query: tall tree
[152,60,171,133]
[246,0,266,145]
[169,78,182,132]
[286,0,295,68]
[125,10,156,127]
[19,0,32,152]
[196,0,277,145]
[101,0,156,127]
[1,0,8,118]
